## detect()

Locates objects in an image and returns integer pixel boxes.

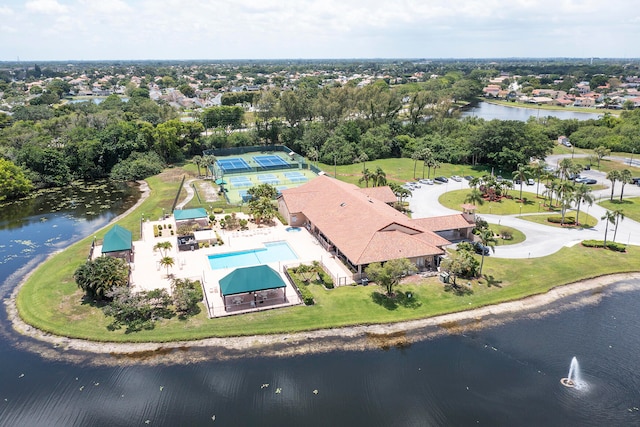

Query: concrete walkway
[409,155,640,259]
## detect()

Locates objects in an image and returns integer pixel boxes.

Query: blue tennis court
[229,176,253,188]
[217,158,251,172]
[284,171,308,183]
[253,155,291,169]
[238,190,253,202]
[258,174,280,185]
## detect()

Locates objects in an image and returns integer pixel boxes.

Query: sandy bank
[7,269,640,365]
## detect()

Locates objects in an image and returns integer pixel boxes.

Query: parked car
[574,176,587,183]
[464,175,474,181]
[583,178,597,185]
[496,175,503,182]
[527,178,535,185]
[420,179,434,185]
[631,177,640,185]
[450,175,462,182]
[514,178,521,185]
[473,242,490,255]
[412,182,422,188]
[434,176,449,183]
[583,164,591,170]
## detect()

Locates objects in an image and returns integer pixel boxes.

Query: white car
[527,178,535,185]
[420,179,434,185]
[450,175,462,182]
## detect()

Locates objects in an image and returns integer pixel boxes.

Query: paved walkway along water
[410,155,640,259]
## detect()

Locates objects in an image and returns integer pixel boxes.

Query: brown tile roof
[410,214,474,232]
[356,186,397,204]
[280,175,448,265]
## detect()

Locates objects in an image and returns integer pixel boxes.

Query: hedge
[547,216,575,224]
[581,239,627,252]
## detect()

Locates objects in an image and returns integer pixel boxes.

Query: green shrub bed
[582,239,627,252]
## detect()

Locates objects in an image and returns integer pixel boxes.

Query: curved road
[409,156,640,259]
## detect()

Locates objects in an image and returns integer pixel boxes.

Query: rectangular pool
[208,241,298,270]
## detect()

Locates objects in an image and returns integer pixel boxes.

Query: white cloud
[3,0,639,60]
[25,0,69,14]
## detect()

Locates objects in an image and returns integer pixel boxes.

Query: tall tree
[0,158,33,201]
[74,256,129,301]
[365,258,417,297]
[601,210,616,249]
[464,188,485,206]
[612,209,625,243]
[477,228,497,276]
[358,168,374,188]
[618,169,633,201]
[606,170,621,201]
[159,256,175,277]
[593,146,611,170]
[372,167,387,187]
[573,183,594,226]
[512,163,530,201]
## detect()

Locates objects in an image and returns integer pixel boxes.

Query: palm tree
[477,228,497,277]
[612,208,625,242]
[358,168,374,187]
[618,169,633,201]
[558,158,574,181]
[421,148,434,179]
[573,183,594,226]
[431,160,441,179]
[530,161,546,197]
[607,170,621,201]
[411,150,422,179]
[464,188,485,206]
[601,210,616,249]
[469,176,482,189]
[192,155,202,177]
[154,241,173,257]
[372,166,387,186]
[512,163,530,201]
[545,180,559,209]
[556,180,575,224]
[159,256,175,277]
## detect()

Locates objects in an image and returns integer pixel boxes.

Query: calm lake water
[461,101,604,121]
[1,177,640,425]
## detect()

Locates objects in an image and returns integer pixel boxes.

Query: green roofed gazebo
[219,265,287,311]
[173,208,208,221]
[101,224,133,262]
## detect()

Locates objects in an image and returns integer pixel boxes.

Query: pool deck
[93,214,354,318]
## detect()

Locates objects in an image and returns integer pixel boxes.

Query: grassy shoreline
[14,167,640,344]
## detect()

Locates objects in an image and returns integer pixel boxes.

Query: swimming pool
[208,241,298,270]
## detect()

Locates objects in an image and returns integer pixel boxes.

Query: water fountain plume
[561,357,586,389]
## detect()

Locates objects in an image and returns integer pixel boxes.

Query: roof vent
[340,202,346,207]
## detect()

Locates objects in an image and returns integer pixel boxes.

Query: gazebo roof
[102,225,132,253]
[219,265,286,296]
[174,208,208,221]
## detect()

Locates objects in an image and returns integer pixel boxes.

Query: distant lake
[461,101,603,121]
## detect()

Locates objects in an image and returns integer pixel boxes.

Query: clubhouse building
[277,175,475,279]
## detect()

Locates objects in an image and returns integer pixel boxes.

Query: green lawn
[439,189,547,215]
[487,224,526,245]
[518,212,598,229]
[317,158,491,186]
[599,197,640,223]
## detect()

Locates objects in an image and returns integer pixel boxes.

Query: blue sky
[1,0,639,61]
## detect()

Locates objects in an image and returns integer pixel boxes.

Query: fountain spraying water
[561,357,585,389]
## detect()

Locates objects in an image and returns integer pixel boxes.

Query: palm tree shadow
[482,274,503,288]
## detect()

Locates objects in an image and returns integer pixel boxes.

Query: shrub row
[547,216,575,224]
[317,269,334,289]
[582,240,626,252]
